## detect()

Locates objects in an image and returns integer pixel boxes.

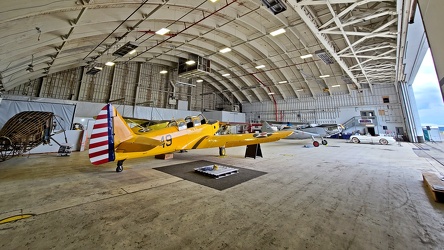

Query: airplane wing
[192,130,293,149]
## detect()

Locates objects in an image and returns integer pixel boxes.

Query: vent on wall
[315,50,334,64]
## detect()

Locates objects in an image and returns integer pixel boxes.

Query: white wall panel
[242,85,405,132]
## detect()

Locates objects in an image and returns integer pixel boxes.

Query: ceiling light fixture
[176,81,196,87]
[278,80,287,84]
[129,49,137,55]
[300,54,313,59]
[86,66,103,75]
[210,0,218,2]
[332,84,341,87]
[255,65,265,69]
[185,60,195,65]
[160,70,168,74]
[196,79,203,83]
[268,92,275,95]
[112,41,138,57]
[222,73,230,77]
[296,89,304,92]
[270,28,286,36]
[219,47,232,53]
[155,28,170,35]
[105,61,115,66]
[319,75,330,78]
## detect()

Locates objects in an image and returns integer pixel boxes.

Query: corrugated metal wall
[243,85,402,124]
[6,62,222,111]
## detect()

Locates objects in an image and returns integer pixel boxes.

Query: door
[367,127,375,136]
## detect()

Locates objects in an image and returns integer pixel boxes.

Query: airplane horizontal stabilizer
[116,137,163,152]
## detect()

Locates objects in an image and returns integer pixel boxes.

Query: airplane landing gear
[313,141,320,147]
[322,140,328,145]
[116,160,125,172]
[219,147,226,156]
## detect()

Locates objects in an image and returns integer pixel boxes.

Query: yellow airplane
[89,104,293,172]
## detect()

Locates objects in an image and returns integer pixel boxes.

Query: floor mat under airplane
[154,160,266,191]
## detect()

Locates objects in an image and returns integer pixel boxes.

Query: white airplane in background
[262,121,343,147]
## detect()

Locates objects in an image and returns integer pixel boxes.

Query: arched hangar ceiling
[0,0,404,104]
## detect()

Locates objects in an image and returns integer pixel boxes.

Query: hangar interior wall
[242,84,406,137]
[4,62,232,112]
[2,62,407,138]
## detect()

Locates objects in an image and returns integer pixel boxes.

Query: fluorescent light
[278,80,287,84]
[319,74,330,78]
[300,54,313,59]
[255,65,265,69]
[196,79,203,83]
[332,84,341,87]
[185,60,195,65]
[268,92,275,95]
[160,70,168,74]
[210,0,218,2]
[270,28,286,36]
[105,61,115,66]
[219,47,231,53]
[296,89,304,92]
[155,28,170,35]
[222,73,230,77]
[129,49,136,55]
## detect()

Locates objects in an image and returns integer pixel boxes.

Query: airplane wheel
[116,165,123,172]
[219,147,226,156]
[313,141,320,147]
[379,138,389,145]
[351,137,360,143]
[322,140,328,145]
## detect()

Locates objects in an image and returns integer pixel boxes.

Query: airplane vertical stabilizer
[89,104,115,165]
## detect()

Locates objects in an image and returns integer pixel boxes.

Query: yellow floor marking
[0,214,34,224]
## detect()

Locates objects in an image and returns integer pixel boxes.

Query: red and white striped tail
[89,104,115,165]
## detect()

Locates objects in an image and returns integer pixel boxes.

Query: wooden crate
[155,153,174,160]
[422,172,444,202]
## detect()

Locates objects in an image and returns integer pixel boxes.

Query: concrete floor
[0,139,443,249]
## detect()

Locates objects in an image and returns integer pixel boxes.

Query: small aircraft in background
[262,121,343,147]
[89,104,293,172]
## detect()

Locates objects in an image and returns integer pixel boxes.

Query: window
[382,96,390,103]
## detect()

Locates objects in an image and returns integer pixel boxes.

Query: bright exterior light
[255,65,265,69]
[196,79,203,83]
[332,84,341,87]
[219,47,232,53]
[155,28,170,35]
[300,54,313,59]
[319,74,330,78]
[185,60,195,65]
[105,61,115,66]
[278,80,287,84]
[160,70,168,74]
[129,49,136,55]
[270,28,286,36]
[222,73,230,77]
